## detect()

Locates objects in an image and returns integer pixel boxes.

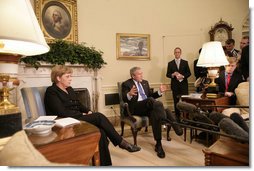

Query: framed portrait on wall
[116,33,150,60]
[35,0,78,43]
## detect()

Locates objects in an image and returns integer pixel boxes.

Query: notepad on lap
[55,117,80,127]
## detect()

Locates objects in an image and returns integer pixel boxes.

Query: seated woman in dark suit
[44,65,140,166]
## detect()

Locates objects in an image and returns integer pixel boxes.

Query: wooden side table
[203,137,249,166]
[27,121,101,166]
[181,96,230,113]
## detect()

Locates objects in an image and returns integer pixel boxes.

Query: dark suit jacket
[122,79,161,114]
[215,70,244,104]
[166,59,191,93]
[193,59,207,79]
[239,45,249,80]
[44,83,89,119]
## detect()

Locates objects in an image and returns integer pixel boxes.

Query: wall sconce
[197,41,229,98]
[0,0,49,137]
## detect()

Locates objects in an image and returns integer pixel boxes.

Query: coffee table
[27,121,101,166]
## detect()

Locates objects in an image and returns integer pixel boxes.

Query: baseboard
[107,115,120,127]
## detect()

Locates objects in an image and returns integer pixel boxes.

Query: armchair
[20,86,99,166]
[21,86,48,122]
[117,82,171,145]
[21,87,91,122]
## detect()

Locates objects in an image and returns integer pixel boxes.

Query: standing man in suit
[122,66,183,159]
[225,38,239,58]
[239,44,249,81]
[166,47,191,120]
[193,48,208,92]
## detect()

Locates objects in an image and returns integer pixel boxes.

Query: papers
[35,116,57,121]
[55,117,80,127]
[34,116,80,127]
[181,93,203,99]
[189,93,203,99]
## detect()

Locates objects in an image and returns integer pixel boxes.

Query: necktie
[226,74,231,91]
[137,83,147,100]
[176,59,180,69]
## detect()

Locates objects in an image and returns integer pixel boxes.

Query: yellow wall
[75,0,249,115]
[77,0,248,85]
[30,0,249,116]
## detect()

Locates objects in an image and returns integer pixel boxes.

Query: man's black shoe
[172,124,183,136]
[165,109,183,136]
[119,139,141,152]
[155,145,165,158]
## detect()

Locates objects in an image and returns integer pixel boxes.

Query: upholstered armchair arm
[120,102,137,123]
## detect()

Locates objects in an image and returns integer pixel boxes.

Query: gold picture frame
[35,0,78,43]
[116,33,150,60]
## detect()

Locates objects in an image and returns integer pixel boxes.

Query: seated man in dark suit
[215,57,244,105]
[121,66,183,159]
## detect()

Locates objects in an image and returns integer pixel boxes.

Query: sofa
[222,81,249,119]
[0,130,80,166]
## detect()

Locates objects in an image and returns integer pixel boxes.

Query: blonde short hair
[51,65,73,83]
[227,57,238,64]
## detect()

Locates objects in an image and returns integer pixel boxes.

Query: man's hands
[128,85,137,96]
[159,84,169,93]
[225,92,234,97]
[172,72,184,81]
[83,111,93,115]
[128,84,169,97]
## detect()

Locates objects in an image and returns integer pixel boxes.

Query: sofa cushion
[0,130,70,166]
[222,82,249,119]
[235,82,249,115]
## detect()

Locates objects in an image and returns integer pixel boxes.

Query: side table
[181,95,230,113]
[202,136,249,166]
[27,121,101,166]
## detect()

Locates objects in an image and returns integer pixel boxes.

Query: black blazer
[44,83,89,119]
[239,45,249,80]
[121,79,161,114]
[166,59,191,92]
[215,70,244,93]
[215,70,244,104]
[193,59,207,79]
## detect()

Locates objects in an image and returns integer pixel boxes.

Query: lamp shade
[197,41,229,67]
[0,0,49,56]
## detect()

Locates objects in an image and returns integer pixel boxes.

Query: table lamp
[0,0,49,137]
[197,41,229,98]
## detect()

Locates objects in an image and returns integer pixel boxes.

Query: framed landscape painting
[116,33,150,60]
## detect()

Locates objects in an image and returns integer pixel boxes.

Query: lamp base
[206,86,219,93]
[0,99,17,109]
[206,93,220,99]
[0,112,22,138]
[0,106,20,115]
[204,85,219,99]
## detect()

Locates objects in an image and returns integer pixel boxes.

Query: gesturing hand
[128,85,137,96]
[160,84,169,93]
